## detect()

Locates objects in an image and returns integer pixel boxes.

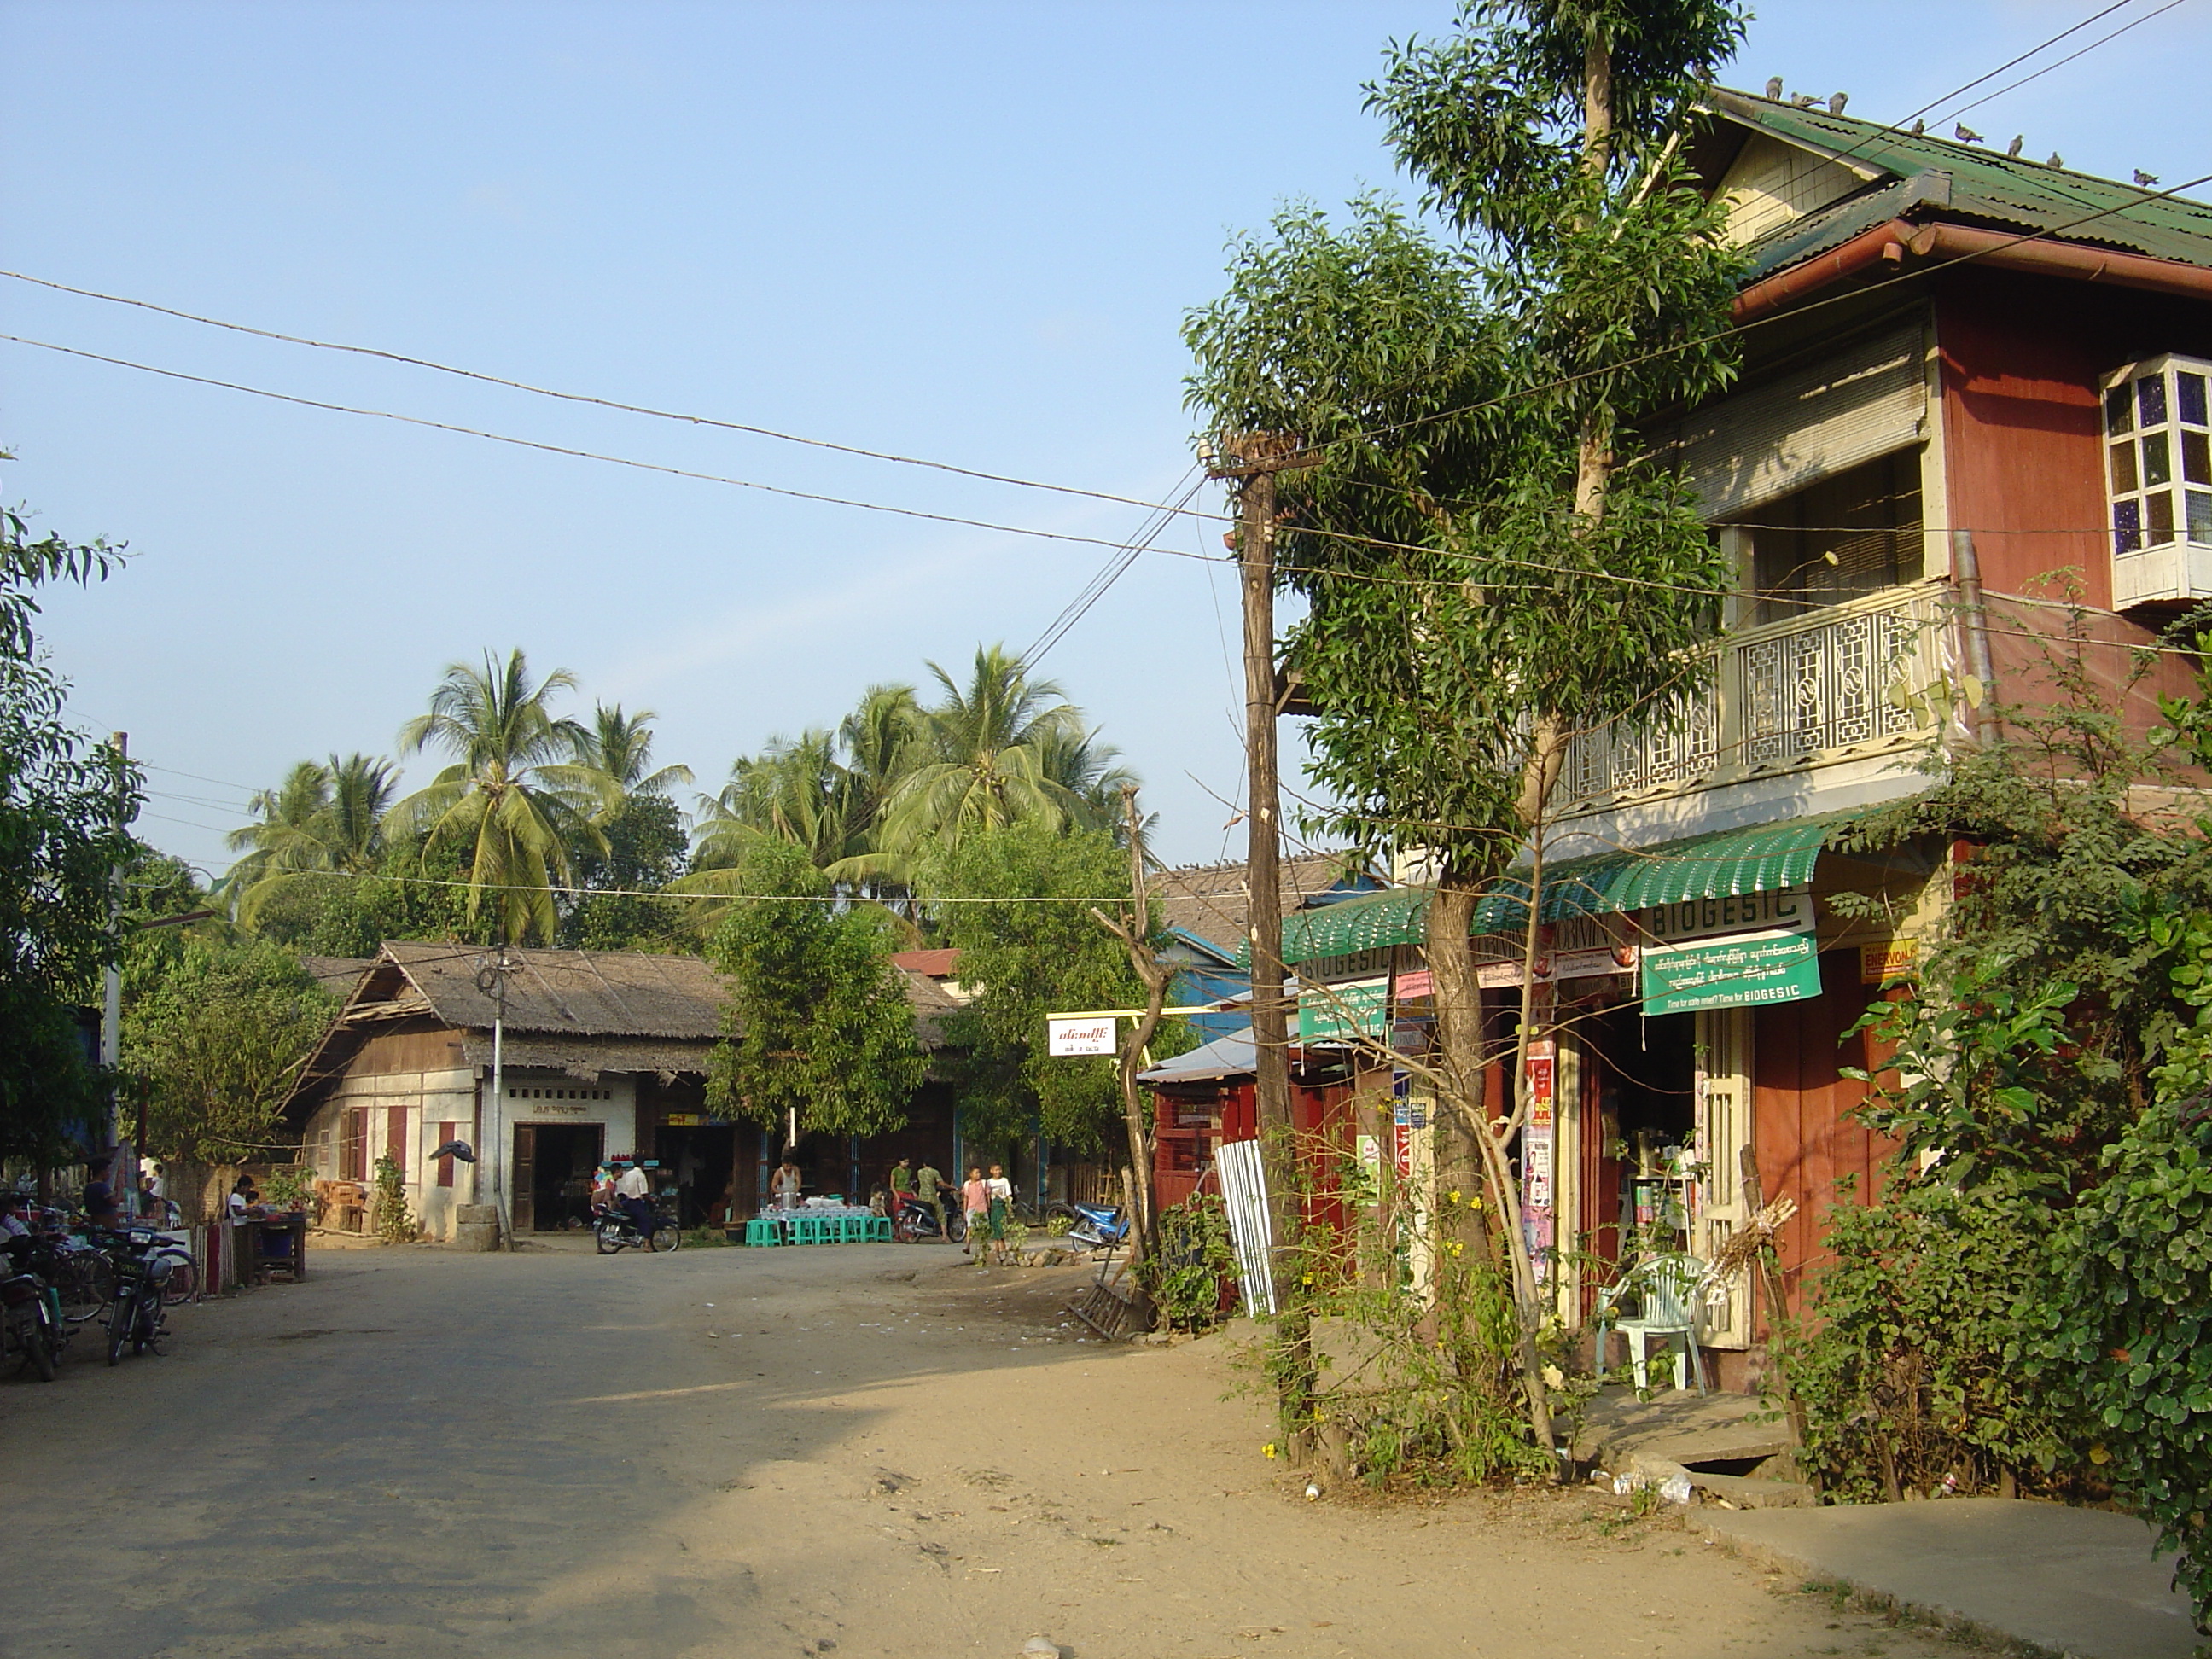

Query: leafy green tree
[125,933,335,1167]
[0,486,137,1161]
[562,792,689,952]
[925,821,1188,1161]
[702,838,924,1142]
[1184,0,1747,1452]
[387,649,616,944]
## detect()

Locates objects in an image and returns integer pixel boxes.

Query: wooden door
[1694,1007,1753,1349]
[511,1124,536,1233]
[340,1109,368,1182]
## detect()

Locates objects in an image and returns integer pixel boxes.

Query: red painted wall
[1751,949,1895,1324]
[1936,269,2212,605]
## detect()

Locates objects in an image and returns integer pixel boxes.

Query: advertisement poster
[1640,926,1821,1016]
[1297,977,1391,1044]
[1046,1016,1118,1057]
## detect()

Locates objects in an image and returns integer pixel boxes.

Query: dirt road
[0,1241,1957,1658]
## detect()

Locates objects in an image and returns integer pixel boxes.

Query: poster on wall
[1640,926,1821,1015]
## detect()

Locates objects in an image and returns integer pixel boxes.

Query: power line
[0,331,1247,568]
[1815,0,2145,165]
[0,268,1196,524]
[1946,0,2190,125]
[1022,469,1208,667]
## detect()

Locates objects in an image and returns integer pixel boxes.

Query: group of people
[883,1156,1014,1261]
[588,1159,659,1237]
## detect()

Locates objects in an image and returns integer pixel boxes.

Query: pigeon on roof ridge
[1955,123,1983,144]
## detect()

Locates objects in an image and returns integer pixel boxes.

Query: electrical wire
[0,268,1194,524]
[1021,469,1208,667]
[1944,0,2191,126]
[1811,0,2145,165]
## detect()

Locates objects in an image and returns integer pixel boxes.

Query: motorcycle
[889,1195,966,1244]
[593,1203,681,1254]
[1049,1201,1131,1252]
[100,1230,174,1365]
[1,1266,61,1382]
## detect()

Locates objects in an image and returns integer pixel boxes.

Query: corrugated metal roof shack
[1137,1022,1366,1243]
[280,941,963,1243]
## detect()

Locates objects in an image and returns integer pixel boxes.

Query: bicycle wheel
[649,1223,681,1253]
[160,1254,200,1307]
[59,1252,114,1321]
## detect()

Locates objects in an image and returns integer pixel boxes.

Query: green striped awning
[1278,812,1858,965]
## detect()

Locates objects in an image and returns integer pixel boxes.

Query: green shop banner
[1640,927,1820,1015]
[1298,977,1390,1044]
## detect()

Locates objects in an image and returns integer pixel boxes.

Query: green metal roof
[1278,812,1858,965]
[1703,88,2212,281]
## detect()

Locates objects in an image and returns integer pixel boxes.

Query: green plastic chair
[794,1216,831,1246]
[744,1217,782,1247]
[869,1216,894,1243]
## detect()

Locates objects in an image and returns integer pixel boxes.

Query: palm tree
[385,649,616,944]
[223,753,398,921]
[859,645,1106,872]
[572,703,693,801]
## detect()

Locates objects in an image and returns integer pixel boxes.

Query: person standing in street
[887,1157,914,1235]
[914,1158,946,1242]
[986,1163,1014,1238]
[961,1167,989,1262]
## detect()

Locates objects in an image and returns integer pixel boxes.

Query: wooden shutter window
[436,1120,459,1189]
[1672,321,1927,517]
[387,1104,409,1179]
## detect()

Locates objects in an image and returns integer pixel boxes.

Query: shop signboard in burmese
[1641,925,1820,1014]
[1298,976,1390,1044]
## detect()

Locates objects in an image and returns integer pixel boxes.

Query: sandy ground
[0,1238,1970,1659]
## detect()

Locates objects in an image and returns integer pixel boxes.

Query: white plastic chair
[1595,1253,1711,1394]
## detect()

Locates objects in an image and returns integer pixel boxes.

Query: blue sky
[4,0,2206,880]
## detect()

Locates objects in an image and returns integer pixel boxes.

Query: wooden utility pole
[1209,433,1308,1303]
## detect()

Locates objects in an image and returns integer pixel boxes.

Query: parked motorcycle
[1,1267,60,1381]
[593,1203,681,1254]
[889,1196,966,1244]
[1048,1201,1131,1252]
[100,1230,174,1365]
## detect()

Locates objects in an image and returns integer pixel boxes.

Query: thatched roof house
[281,940,961,1240]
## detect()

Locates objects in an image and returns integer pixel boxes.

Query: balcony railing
[1557,581,1951,813]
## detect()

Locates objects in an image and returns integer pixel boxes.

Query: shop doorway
[655,1124,738,1228]
[512,1122,604,1232]
[1585,1006,1698,1258]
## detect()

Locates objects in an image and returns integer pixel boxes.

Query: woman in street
[961,1167,989,1262]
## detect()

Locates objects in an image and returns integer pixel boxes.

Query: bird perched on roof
[1955,124,1984,144]
[1765,75,1783,99]
[2006,135,2023,158]
[2047,153,2064,169]
[1910,119,1925,136]
[1793,92,1819,107]
[1829,92,1848,114]
[2137,170,2162,187]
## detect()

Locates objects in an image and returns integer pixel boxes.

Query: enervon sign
[1046,1016,1119,1057]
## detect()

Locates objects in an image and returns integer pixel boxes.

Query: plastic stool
[744,1217,782,1247]
[839,1215,870,1243]
[795,1216,833,1246]
[869,1216,893,1242]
